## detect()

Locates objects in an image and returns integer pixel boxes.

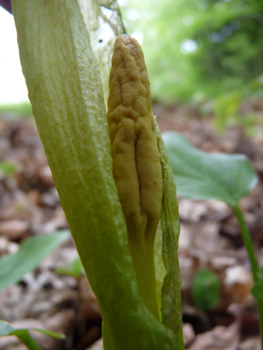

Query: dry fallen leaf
[188,323,239,350]
[0,220,29,240]
[87,338,103,350]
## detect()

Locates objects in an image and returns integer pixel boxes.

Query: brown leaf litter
[0,105,263,349]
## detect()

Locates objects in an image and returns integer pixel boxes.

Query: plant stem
[129,235,160,321]
[233,203,263,348]
[233,204,258,281]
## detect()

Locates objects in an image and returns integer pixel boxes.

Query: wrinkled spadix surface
[107,35,162,320]
[108,35,162,247]
[12,0,179,349]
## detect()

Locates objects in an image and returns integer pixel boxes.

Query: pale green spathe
[12,0,179,348]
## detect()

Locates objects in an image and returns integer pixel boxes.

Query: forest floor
[0,102,263,350]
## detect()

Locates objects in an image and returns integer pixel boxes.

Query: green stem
[129,235,160,321]
[233,203,263,348]
[233,204,258,281]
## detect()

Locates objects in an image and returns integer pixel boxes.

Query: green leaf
[156,126,184,348]
[257,266,263,281]
[56,256,85,278]
[0,320,13,336]
[0,320,65,350]
[251,281,263,300]
[9,330,42,350]
[163,131,258,207]
[0,161,19,177]
[11,330,42,350]
[31,329,65,339]
[191,269,220,310]
[0,230,69,290]
[12,1,178,349]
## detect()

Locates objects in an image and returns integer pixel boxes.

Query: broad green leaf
[191,269,220,310]
[12,1,178,349]
[163,131,258,207]
[0,320,65,350]
[156,126,184,348]
[0,230,69,290]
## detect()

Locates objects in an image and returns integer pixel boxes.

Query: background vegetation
[120,0,263,103]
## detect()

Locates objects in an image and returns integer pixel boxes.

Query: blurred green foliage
[0,102,32,117]
[0,320,65,350]
[213,92,241,133]
[56,256,85,279]
[213,93,263,135]
[0,161,19,178]
[0,231,70,290]
[120,0,263,102]
[191,269,220,310]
